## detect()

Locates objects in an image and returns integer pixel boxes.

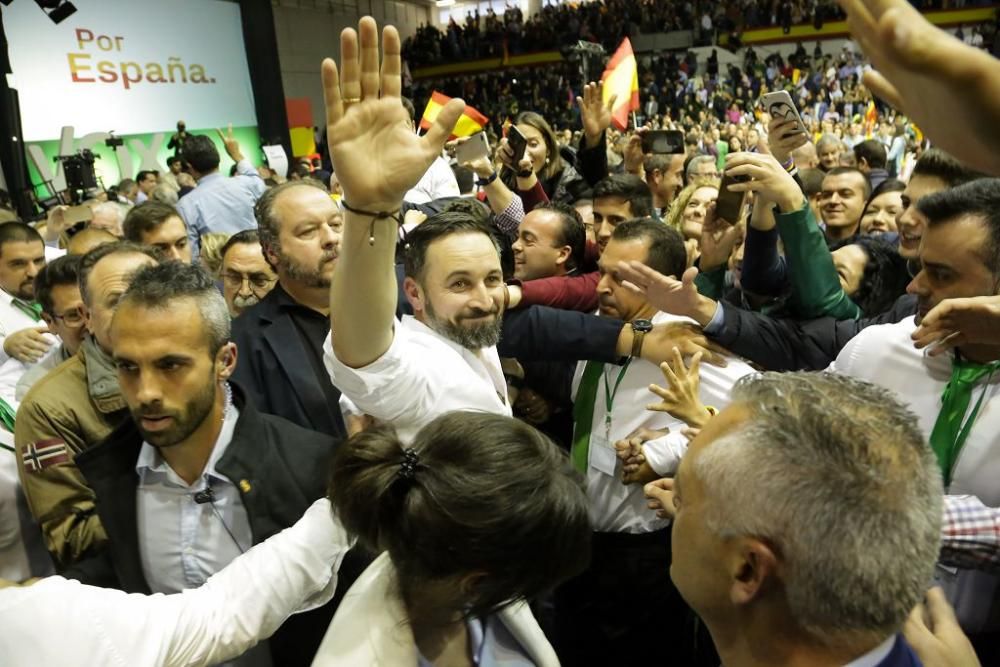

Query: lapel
[260,305,337,436]
[76,421,150,593]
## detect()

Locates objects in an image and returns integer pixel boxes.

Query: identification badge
[589,435,618,477]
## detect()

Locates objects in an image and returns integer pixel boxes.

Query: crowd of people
[1,0,1000,666]
[403,0,992,68]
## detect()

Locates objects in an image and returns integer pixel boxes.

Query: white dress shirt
[0,428,53,581]
[0,498,348,667]
[136,401,251,593]
[571,311,756,533]
[832,317,1000,632]
[843,635,895,667]
[0,288,59,367]
[404,155,460,204]
[324,315,511,444]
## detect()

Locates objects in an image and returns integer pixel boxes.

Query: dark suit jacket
[231,284,346,439]
[68,383,343,666]
[708,294,917,372]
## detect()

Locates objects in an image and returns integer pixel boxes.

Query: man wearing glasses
[218,230,277,317]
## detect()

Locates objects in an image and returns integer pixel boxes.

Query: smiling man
[819,167,870,246]
[830,178,1000,649]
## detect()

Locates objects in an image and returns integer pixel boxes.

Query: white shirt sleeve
[323,324,433,425]
[642,432,690,477]
[0,499,352,667]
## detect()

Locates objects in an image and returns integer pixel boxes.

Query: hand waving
[578,81,616,148]
[322,18,465,211]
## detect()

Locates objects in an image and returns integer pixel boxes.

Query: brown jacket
[14,337,128,569]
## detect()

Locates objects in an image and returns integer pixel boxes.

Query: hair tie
[398,447,420,480]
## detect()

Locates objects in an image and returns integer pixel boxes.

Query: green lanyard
[601,359,631,441]
[947,365,997,485]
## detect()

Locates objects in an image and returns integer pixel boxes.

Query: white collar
[842,635,895,667]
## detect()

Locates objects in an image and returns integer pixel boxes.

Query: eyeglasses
[222,271,277,290]
[52,308,84,326]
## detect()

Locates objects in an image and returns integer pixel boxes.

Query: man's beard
[279,248,335,289]
[425,297,503,351]
[132,374,218,448]
[15,281,33,300]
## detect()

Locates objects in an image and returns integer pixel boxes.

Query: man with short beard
[70,261,340,667]
[230,180,347,439]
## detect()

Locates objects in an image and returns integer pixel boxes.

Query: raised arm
[325,18,463,368]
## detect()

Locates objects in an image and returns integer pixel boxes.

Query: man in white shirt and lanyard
[0,223,59,373]
[555,218,755,666]
[830,178,1000,660]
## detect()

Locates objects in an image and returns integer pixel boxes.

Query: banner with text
[5,0,259,193]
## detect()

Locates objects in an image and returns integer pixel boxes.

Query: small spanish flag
[419,91,489,139]
[601,38,640,131]
[864,100,878,137]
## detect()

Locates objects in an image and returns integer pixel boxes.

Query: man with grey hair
[658,371,942,667]
[69,260,341,666]
[817,133,844,172]
[685,154,718,186]
[89,202,127,237]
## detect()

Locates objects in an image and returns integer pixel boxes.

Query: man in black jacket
[69,262,342,666]
[231,180,347,438]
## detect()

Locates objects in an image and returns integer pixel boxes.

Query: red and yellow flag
[419,91,489,139]
[601,38,640,131]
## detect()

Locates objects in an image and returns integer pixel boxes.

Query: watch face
[632,318,654,333]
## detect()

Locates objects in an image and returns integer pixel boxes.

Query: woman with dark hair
[859,178,906,236]
[832,236,911,317]
[314,411,591,666]
[500,111,589,205]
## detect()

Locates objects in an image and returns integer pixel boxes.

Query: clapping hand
[322,18,465,212]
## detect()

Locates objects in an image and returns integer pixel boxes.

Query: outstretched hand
[322,18,466,211]
[216,123,243,162]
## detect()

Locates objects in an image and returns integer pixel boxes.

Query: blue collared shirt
[136,402,251,594]
[176,159,265,257]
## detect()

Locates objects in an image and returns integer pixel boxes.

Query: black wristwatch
[630,319,654,358]
[476,171,498,186]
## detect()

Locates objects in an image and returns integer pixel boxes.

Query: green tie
[12,298,42,322]
[928,358,999,487]
[571,361,605,473]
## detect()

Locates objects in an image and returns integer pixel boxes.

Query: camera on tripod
[54,149,98,204]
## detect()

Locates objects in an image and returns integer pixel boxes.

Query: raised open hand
[647,347,710,429]
[578,81,616,148]
[322,18,465,212]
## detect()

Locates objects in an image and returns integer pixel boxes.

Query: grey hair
[685,155,716,183]
[150,184,179,205]
[116,261,231,355]
[91,201,127,225]
[695,371,942,645]
[816,133,843,151]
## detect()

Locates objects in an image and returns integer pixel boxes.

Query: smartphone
[716,171,750,224]
[455,132,491,165]
[641,130,685,154]
[507,125,528,165]
[64,204,92,225]
[760,91,808,138]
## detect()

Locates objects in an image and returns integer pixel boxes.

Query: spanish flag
[864,100,878,137]
[419,91,489,139]
[601,38,640,131]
